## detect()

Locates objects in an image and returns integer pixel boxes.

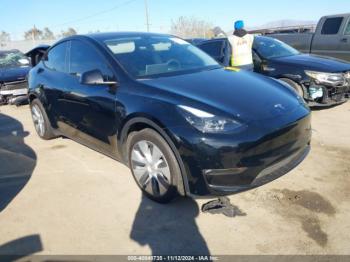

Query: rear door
[197,40,230,66]
[312,16,346,59]
[40,42,69,126]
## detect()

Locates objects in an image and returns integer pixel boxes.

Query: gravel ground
[0,102,349,257]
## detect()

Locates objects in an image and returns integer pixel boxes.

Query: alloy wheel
[131,140,171,197]
[31,105,45,137]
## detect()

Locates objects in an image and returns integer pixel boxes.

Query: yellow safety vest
[228,34,254,67]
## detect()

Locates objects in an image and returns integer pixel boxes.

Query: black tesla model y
[27,32,311,203]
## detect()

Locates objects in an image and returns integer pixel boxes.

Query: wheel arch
[279,77,308,98]
[119,115,189,196]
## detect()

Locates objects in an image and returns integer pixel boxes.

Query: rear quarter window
[321,17,344,35]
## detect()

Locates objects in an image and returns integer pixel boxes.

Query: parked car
[267,13,350,62]
[195,36,350,106]
[0,50,30,105]
[26,32,311,203]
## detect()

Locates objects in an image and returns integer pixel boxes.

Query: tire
[127,128,181,203]
[30,99,56,140]
[279,78,304,98]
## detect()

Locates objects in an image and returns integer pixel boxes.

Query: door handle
[341,38,348,43]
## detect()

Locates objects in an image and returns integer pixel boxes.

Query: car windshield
[253,37,300,59]
[0,51,30,69]
[104,35,220,78]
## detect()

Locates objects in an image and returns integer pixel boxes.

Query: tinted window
[104,36,219,78]
[199,41,224,57]
[321,17,343,35]
[69,40,114,81]
[345,20,350,35]
[253,37,300,59]
[45,42,67,72]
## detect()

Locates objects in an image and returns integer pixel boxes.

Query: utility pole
[32,25,36,47]
[144,0,150,32]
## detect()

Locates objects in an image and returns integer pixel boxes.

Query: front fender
[118,115,189,196]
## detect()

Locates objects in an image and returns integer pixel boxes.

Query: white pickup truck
[267,13,350,62]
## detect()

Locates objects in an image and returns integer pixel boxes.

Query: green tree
[0,31,11,42]
[24,27,43,40]
[61,27,77,37]
[42,27,55,40]
[170,16,213,38]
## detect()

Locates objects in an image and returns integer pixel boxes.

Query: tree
[24,27,43,40]
[60,27,77,37]
[0,31,11,42]
[42,27,55,40]
[212,26,227,38]
[170,16,213,38]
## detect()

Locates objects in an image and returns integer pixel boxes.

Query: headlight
[305,70,346,86]
[178,105,244,133]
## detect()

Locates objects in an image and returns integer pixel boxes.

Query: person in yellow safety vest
[228,20,254,71]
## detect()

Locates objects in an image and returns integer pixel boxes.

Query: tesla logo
[274,104,286,111]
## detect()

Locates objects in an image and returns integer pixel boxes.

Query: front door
[63,39,118,153]
[339,18,350,62]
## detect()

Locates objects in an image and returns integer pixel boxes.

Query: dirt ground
[0,102,349,256]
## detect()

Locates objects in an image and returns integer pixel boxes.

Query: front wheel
[127,128,181,203]
[30,99,56,140]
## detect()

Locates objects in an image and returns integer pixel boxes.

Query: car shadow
[311,102,346,111]
[130,195,210,256]
[0,234,43,262]
[0,113,37,212]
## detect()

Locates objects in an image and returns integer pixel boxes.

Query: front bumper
[0,80,28,96]
[171,111,312,196]
[305,82,350,107]
[205,144,310,195]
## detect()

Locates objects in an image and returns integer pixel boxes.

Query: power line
[50,0,138,29]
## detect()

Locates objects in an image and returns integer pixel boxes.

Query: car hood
[271,54,350,73]
[0,66,30,82]
[141,68,306,123]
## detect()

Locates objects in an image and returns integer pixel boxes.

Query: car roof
[198,35,270,45]
[84,32,173,42]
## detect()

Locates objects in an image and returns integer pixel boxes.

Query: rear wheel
[280,78,304,98]
[30,99,56,140]
[127,128,181,203]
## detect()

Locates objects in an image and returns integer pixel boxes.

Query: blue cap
[234,20,244,30]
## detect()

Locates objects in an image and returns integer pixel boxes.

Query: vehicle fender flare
[119,116,189,196]
[28,89,58,129]
[279,76,307,98]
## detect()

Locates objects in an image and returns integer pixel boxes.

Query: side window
[69,40,114,81]
[345,20,350,35]
[321,17,344,35]
[44,42,67,72]
[198,41,224,58]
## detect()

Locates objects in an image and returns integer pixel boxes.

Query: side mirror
[80,69,117,85]
[261,61,276,72]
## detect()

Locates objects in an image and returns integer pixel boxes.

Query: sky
[0,0,348,40]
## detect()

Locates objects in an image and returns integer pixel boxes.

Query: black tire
[127,128,181,203]
[30,99,56,140]
[279,78,304,98]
